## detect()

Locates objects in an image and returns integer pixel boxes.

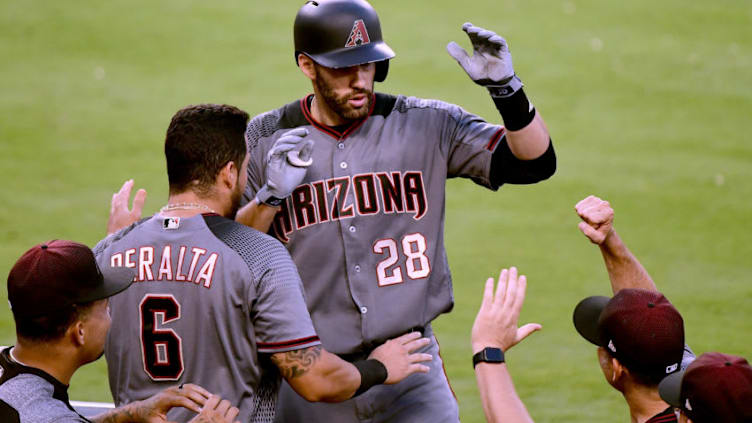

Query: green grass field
[1,0,750,421]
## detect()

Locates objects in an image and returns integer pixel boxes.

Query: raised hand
[471,267,541,354]
[368,332,433,384]
[575,195,615,245]
[107,179,147,235]
[446,23,515,86]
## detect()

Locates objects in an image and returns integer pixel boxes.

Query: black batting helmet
[294,0,395,82]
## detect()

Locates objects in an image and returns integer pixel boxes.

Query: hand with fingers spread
[188,394,241,423]
[107,179,147,235]
[256,128,314,206]
[575,195,615,245]
[471,267,542,354]
[447,23,516,87]
[368,332,433,384]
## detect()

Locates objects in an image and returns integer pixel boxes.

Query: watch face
[485,348,504,361]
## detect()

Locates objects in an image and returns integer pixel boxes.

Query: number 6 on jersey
[139,294,185,380]
[373,233,431,286]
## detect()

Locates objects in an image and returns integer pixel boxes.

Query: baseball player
[574,195,696,422]
[234,0,556,421]
[97,104,431,423]
[2,239,240,423]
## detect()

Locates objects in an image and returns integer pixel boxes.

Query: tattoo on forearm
[272,345,322,379]
[92,402,143,423]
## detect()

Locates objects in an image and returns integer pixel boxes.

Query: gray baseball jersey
[0,348,89,422]
[93,213,320,423]
[243,93,504,355]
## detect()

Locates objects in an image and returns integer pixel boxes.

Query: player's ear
[298,54,316,81]
[69,320,86,348]
[219,161,238,190]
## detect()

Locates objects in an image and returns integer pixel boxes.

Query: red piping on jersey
[257,335,321,350]
[486,128,506,151]
[300,94,375,140]
[645,413,677,423]
[433,335,458,401]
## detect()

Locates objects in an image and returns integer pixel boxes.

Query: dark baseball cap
[659,352,752,423]
[573,289,685,377]
[7,240,134,318]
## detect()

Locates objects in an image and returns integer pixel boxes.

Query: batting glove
[446,23,523,98]
[256,128,314,207]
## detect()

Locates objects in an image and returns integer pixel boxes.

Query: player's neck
[310,94,352,126]
[621,384,671,423]
[162,192,224,218]
[12,343,77,385]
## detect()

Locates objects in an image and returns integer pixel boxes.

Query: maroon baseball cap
[659,352,752,422]
[573,289,685,378]
[7,240,134,317]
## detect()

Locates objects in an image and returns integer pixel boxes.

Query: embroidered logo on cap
[665,363,678,373]
[608,340,617,353]
[345,19,370,47]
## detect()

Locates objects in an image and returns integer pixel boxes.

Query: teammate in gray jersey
[233,1,557,421]
[99,104,431,423]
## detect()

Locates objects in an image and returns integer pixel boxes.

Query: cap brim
[573,295,610,346]
[77,266,135,303]
[308,41,395,69]
[658,369,686,408]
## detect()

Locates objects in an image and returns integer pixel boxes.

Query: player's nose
[351,63,373,88]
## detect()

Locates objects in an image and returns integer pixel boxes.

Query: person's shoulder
[389,94,465,121]
[93,216,152,257]
[0,374,85,422]
[246,97,309,150]
[201,214,285,253]
[202,215,292,276]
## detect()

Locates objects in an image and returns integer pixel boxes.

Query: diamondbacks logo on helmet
[345,19,370,47]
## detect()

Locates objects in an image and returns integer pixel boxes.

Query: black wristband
[492,88,536,131]
[352,359,388,397]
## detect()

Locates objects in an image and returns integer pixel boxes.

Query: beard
[227,183,243,219]
[314,68,373,121]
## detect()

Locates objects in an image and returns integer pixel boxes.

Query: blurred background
[1,0,750,421]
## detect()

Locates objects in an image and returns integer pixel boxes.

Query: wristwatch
[472,347,505,368]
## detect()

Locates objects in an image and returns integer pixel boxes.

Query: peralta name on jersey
[272,171,428,243]
[109,246,218,288]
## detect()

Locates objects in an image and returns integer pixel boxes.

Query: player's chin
[339,100,371,120]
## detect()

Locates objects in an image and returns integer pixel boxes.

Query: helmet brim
[305,41,395,69]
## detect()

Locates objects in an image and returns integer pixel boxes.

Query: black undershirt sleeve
[490,136,556,186]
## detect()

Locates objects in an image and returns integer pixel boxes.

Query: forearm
[505,111,550,159]
[599,230,657,293]
[475,363,534,423]
[275,347,361,402]
[90,402,145,423]
[491,87,550,160]
[235,198,278,232]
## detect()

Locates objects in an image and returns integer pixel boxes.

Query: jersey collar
[300,94,375,140]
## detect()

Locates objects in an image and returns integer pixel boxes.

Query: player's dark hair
[605,350,666,387]
[165,104,249,196]
[13,301,96,343]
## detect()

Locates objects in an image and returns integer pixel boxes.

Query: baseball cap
[7,240,134,318]
[659,352,752,423]
[573,289,685,378]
